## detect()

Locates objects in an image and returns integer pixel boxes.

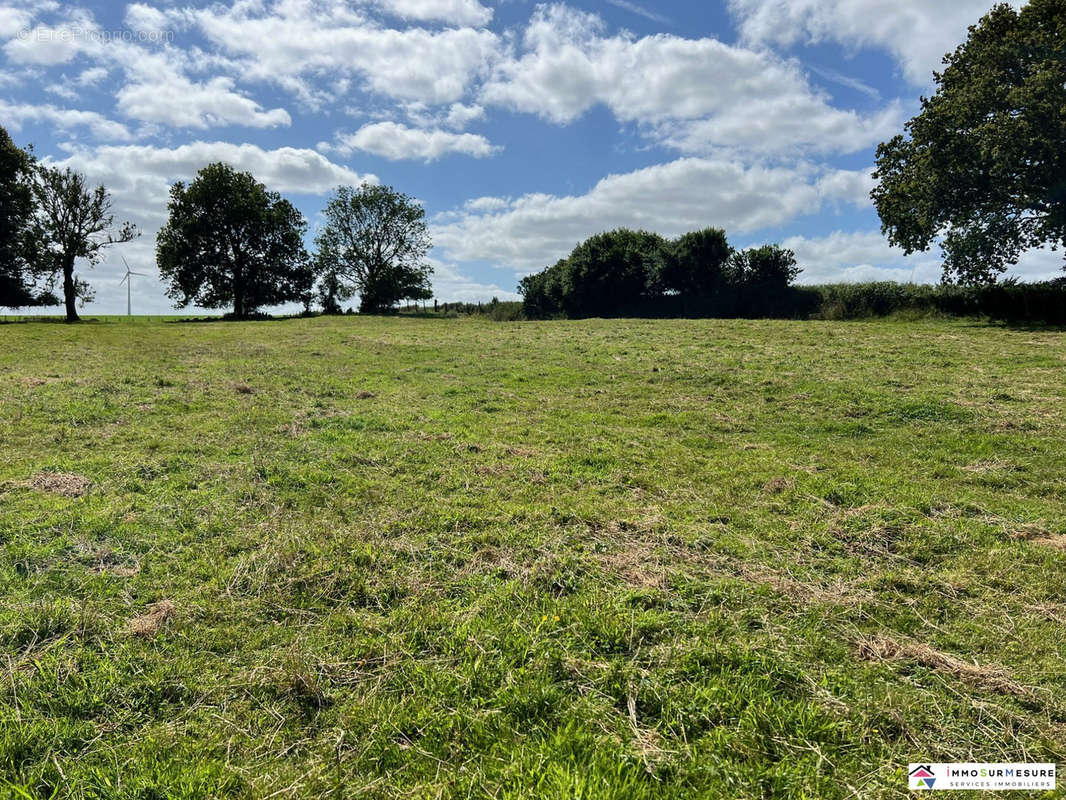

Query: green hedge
[519,281,1066,324]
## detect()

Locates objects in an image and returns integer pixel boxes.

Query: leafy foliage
[520,228,800,318]
[29,166,137,321]
[872,0,1066,284]
[314,185,433,314]
[662,227,732,295]
[0,127,51,310]
[156,163,312,318]
[728,245,800,288]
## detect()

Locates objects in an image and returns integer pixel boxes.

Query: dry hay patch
[1030,533,1066,552]
[416,432,453,442]
[735,563,870,607]
[857,635,1031,698]
[591,517,673,590]
[31,472,91,497]
[963,459,1019,474]
[1007,523,1066,551]
[598,546,667,590]
[128,600,176,637]
[762,477,795,494]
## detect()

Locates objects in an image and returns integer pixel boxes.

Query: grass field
[1,316,1064,799]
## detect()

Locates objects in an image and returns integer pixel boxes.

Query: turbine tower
[119,257,147,317]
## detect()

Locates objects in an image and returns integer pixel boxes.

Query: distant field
[1,316,1064,799]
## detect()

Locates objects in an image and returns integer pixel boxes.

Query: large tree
[872,0,1066,284]
[314,184,432,314]
[0,126,44,309]
[29,166,136,320]
[157,163,313,318]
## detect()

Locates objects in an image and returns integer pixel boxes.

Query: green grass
[1,316,1064,799]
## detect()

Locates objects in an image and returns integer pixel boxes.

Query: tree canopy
[157,163,312,318]
[519,227,800,318]
[314,185,433,314]
[0,126,44,309]
[872,0,1066,284]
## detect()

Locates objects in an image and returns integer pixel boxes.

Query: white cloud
[117,73,291,129]
[374,0,493,27]
[54,141,375,208]
[728,0,1021,85]
[605,0,672,25]
[4,6,293,130]
[76,65,108,85]
[784,230,1066,284]
[432,157,873,272]
[0,99,133,141]
[808,65,881,101]
[444,102,485,129]
[429,259,520,301]
[783,230,939,284]
[0,6,33,39]
[324,121,500,161]
[189,0,501,107]
[481,4,900,155]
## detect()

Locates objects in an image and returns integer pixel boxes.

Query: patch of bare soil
[31,472,91,497]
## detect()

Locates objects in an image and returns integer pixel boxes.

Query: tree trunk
[62,254,79,322]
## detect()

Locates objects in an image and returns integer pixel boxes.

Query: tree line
[0,127,433,321]
[4,0,1065,323]
[518,227,799,318]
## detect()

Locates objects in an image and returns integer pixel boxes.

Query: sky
[1,0,1061,314]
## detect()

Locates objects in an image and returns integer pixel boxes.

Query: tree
[557,229,666,317]
[872,0,1066,284]
[316,264,352,315]
[29,166,137,321]
[663,228,732,295]
[729,245,800,288]
[314,185,432,314]
[157,163,312,318]
[0,126,48,309]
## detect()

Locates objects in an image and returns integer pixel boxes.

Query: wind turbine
[119,256,147,317]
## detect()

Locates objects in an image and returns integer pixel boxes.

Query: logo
[909,763,1055,791]
[909,765,936,790]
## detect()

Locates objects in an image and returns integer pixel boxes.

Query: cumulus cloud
[4,6,293,130]
[784,230,1065,285]
[323,121,500,161]
[0,99,133,141]
[783,230,940,284]
[117,73,291,129]
[432,158,874,272]
[188,0,501,107]
[480,4,900,155]
[429,259,521,301]
[373,0,493,27]
[728,0,1022,85]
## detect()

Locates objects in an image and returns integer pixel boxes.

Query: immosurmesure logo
[908,763,1056,791]
[909,765,936,790]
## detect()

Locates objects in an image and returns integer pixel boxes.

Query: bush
[662,228,731,295]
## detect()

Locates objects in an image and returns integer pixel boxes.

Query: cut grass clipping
[1,315,1064,799]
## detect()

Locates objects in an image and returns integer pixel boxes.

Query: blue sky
[1,0,1058,314]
